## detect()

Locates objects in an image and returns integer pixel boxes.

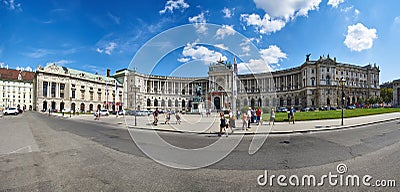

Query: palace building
[116,55,380,112]
[34,63,122,113]
[0,68,35,110]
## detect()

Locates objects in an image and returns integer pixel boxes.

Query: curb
[127,117,400,135]
[42,112,399,136]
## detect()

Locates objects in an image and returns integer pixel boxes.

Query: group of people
[218,110,235,137]
[240,107,264,130]
[152,108,181,126]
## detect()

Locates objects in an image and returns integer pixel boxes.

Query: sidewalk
[49,112,400,135]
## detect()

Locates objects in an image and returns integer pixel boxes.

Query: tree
[380,87,393,103]
[358,97,365,104]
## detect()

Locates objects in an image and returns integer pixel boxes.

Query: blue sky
[1,0,400,82]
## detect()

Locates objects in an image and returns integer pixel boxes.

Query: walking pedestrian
[165,110,171,124]
[228,109,234,133]
[153,108,159,126]
[289,107,295,124]
[218,112,228,137]
[228,109,235,128]
[242,112,248,130]
[269,108,275,125]
[247,107,252,129]
[256,108,262,125]
[175,111,181,124]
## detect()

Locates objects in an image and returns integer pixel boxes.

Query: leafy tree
[358,97,365,104]
[380,87,393,103]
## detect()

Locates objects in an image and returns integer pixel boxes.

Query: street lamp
[339,77,346,126]
[69,97,72,118]
[133,67,139,126]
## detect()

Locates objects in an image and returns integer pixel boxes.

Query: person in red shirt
[256,108,262,125]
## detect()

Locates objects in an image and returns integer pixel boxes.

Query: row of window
[2,93,32,98]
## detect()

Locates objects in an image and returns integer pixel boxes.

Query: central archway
[214,97,221,110]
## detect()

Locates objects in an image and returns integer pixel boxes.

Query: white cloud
[340,6,359,21]
[25,49,52,58]
[177,57,190,63]
[394,16,400,24]
[214,44,228,50]
[188,12,207,34]
[107,12,120,25]
[240,38,252,53]
[96,48,104,54]
[96,42,117,55]
[222,7,234,18]
[215,25,235,39]
[344,23,377,52]
[253,0,321,21]
[46,60,73,66]
[178,42,227,64]
[240,13,286,34]
[2,0,22,11]
[16,66,33,72]
[340,6,353,13]
[0,62,7,68]
[237,45,286,73]
[327,0,345,8]
[159,0,189,14]
[259,45,287,64]
[354,9,360,17]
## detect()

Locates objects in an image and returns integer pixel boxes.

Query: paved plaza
[50,111,400,134]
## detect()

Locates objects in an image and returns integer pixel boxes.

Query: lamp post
[339,77,346,126]
[133,67,138,126]
[69,97,72,118]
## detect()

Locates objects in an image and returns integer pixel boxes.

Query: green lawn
[262,108,400,122]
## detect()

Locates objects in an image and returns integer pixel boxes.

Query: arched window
[168,99,172,107]
[175,99,178,107]
[147,99,151,106]
[154,99,159,107]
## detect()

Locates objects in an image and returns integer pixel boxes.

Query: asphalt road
[0,111,399,191]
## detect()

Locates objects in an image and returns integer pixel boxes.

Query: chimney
[107,69,110,77]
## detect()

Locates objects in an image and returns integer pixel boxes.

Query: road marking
[0,145,32,156]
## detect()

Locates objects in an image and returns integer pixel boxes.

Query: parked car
[300,107,310,112]
[118,110,126,115]
[329,107,337,110]
[277,107,288,113]
[62,108,71,113]
[346,105,356,109]
[99,109,109,116]
[4,107,19,115]
[309,107,317,111]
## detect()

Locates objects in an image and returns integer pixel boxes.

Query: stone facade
[34,63,122,113]
[0,68,35,110]
[393,79,400,107]
[119,55,380,112]
[32,56,381,113]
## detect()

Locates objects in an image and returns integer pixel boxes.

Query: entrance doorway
[214,97,221,110]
